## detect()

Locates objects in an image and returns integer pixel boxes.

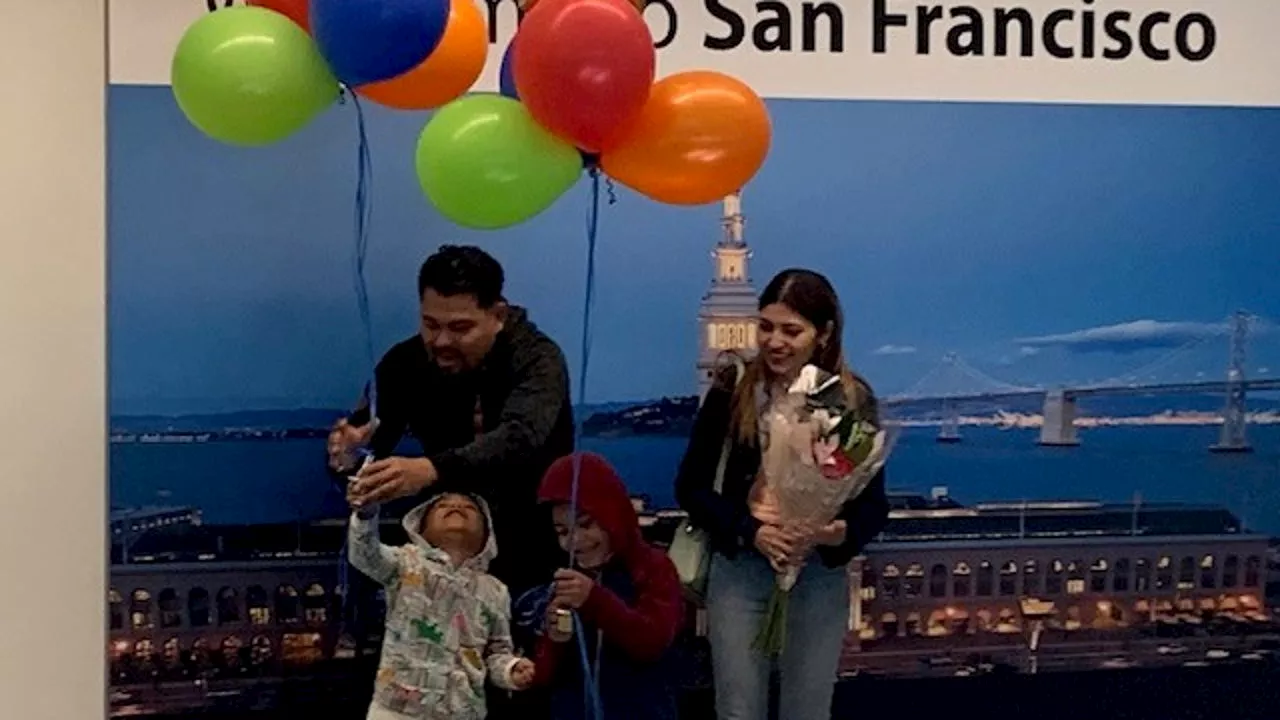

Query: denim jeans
[706,551,850,720]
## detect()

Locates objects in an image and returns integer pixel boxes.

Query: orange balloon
[602,71,771,206]
[357,0,487,110]
[522,0,645,11]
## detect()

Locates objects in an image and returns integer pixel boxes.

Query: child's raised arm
[347,506,401,585]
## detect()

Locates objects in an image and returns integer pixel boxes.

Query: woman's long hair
[728,269,877,445]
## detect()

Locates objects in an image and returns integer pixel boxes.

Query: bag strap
[711,352,746,495]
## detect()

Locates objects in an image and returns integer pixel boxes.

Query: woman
[674,269,891,720]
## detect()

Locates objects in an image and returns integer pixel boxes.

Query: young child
[347,478,534,720]
[531,452,684,720]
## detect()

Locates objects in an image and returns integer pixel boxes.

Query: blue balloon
[499,38,518,99]
[311,0,449,87]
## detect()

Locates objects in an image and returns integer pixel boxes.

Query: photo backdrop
[103,0,1279,709]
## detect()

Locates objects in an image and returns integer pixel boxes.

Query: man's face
[419,289,505,373]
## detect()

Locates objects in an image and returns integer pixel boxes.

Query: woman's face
[757,302,827,379]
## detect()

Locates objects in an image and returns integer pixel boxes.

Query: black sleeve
[364,354,410,460]
[673,387,761,550]
[817,466,890,568]
[428,335,569,484]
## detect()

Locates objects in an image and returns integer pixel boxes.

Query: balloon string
[336,85,377,638]
[565,169,604,720]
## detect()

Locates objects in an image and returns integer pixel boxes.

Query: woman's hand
[753,525,799,571]
[813,520,847,547]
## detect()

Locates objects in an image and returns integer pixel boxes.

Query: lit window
[1200,555,1216,589]
[882,564,901,600]
[1089,558,1108,593]
[130,589,154,630]
[135,639,155,668]
[250,635,273,666]
[1066,579,1085,595]
[1177,557,1195,590]
[304,583,328,624]
[108,589,124,631]
[162,638,181,668]
[221,636,244,668]
[952,562,971,597]
[246,585,271,626]
[1155,557,1173,591]
[281,632,325,665]
[904,564,924,599]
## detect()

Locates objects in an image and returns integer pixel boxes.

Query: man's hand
[348,457,437,506]
[508,658,536,690]
[327,418,377,473]
[552,569,595,610]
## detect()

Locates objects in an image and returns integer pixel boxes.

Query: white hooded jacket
[348,494,520,720]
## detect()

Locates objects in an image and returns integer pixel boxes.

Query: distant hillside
[107,390,1279,435]
[582,396,700,437]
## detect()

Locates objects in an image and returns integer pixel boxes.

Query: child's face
[552,505,612,570]
[423,493,486,557]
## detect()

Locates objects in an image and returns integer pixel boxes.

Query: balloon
[247,0,310,32]
[521,0,646,11]
[601,71,771,206]
[416,94,583,229]
[514,0,655,153]
[498,38,519,99]
[171,7,339,146]
[358,0,487,110]
[311,0,449,87]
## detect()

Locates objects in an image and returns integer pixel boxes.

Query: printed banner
[110,0,1280,106]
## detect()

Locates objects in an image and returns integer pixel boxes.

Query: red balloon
[249,0,310,33]
[514,0,655,153]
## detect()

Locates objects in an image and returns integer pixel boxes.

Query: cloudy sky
[108,88,1280,414]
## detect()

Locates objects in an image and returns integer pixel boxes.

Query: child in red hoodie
[531,452,684,720]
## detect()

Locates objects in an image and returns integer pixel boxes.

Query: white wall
[0,2,107,718]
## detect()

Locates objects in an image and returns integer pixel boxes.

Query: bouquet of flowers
[753,364,897,655]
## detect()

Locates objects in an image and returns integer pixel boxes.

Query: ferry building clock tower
[697,191,759,399]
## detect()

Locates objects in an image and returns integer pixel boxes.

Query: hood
[401,484,498,572]
[538,452,643,563]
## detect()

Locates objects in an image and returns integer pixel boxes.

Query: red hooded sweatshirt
[532,452,684,687]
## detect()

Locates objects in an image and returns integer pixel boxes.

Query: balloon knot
[337,84,352,105]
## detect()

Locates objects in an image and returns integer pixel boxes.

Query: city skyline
[109,88,1280,415]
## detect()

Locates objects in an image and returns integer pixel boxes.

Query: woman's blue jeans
[706,550,850,720]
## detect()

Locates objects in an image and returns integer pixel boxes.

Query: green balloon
[416,94,583,230]
[171,7,339,147]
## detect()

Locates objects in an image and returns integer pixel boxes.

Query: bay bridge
[882,311,1279,453]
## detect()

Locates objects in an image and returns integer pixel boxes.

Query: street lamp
[1019,598,1056,675]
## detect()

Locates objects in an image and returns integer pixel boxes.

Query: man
[329,245,573,642]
